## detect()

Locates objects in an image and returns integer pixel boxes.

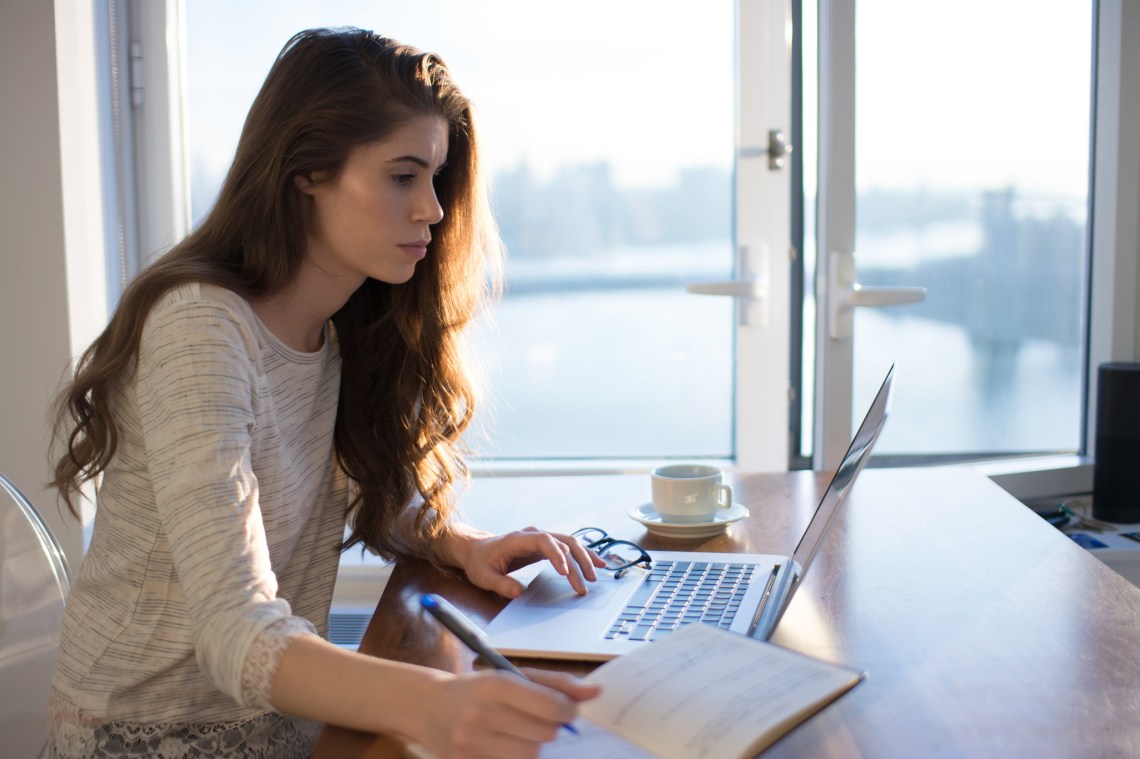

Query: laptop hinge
[747,561,794,640]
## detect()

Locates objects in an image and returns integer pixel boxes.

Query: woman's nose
[416,186,445,225]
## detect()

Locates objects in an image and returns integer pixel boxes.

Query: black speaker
[1094,362,1140,523]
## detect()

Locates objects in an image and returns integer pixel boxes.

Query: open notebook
[484,365,894,660]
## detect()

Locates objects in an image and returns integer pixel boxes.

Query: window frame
[118,0,1136,506]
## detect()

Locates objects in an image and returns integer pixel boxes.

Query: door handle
[686,244,769,326]
[686,280,766,297]
[828,251,925,339]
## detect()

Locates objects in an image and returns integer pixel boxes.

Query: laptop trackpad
[524,571,633,610]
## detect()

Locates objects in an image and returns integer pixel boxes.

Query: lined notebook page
[543,623,863,759]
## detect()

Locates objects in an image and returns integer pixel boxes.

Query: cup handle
[718,483,733,509]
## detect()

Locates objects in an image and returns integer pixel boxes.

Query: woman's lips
[399,242,429,260]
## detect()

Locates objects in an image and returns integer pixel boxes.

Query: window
[802,0,1094,466]
[182,0,737,463]
[117,0,1135,496]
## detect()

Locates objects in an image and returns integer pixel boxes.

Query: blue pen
[419,593,580,736]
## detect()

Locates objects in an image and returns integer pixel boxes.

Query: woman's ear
[293,172,316,195]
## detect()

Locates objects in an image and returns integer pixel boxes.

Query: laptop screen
[790,365,894,576]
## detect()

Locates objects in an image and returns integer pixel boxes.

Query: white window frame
[732,0,795,472]
[113,0,191,280]
[119,0,1138,507]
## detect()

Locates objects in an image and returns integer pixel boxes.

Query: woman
[48,27,603,759]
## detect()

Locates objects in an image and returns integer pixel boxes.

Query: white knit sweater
[48,283,349,758]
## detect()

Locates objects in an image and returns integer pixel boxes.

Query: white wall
[1,0,107,566]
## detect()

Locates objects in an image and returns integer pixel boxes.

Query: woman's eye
[392,174,415,186]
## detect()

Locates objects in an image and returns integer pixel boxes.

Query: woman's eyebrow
[387,155,433,168]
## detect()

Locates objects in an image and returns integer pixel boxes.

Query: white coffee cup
[650,464,734,523]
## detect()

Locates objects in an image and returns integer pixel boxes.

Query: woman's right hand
[413,668,601,759]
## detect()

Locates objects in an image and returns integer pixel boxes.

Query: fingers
[521,528,617,594]
[462,700,560,748]
[522,667,603,703]
[441,707,556,758]
[496,528,589,595]
[528,531,593,594]
[467,527,612,598]
[440,672,581,758]
[494,671,582,726]
[558,529,609,574]
[492,574,525,599]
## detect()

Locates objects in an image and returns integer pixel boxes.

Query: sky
[850,0,1092,196]
[185,0,1093,200]
[185,0,735,191]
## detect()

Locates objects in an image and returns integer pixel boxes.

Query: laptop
[484,365,894,661]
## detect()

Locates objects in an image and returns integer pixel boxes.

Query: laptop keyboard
[604,560,762,642]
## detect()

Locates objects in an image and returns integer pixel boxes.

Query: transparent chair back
[0,472,71,757]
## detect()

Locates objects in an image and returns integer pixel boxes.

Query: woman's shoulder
[141,283,263,366]
[150,282,257,325]
[143,283,264,344]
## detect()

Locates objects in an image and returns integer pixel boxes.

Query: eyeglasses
[573,527,653,579]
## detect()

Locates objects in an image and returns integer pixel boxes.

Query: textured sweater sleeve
[135,288,316,707]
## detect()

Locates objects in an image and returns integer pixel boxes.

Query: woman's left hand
[444,525,608,598]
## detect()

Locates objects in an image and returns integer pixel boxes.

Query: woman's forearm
[269,633,448,739]
[269,631,591,757]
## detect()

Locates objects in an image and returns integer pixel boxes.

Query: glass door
[808,0,1094,467]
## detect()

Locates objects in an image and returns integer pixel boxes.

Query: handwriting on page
[579,623,858,759]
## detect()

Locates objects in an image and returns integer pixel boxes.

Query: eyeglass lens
[597,544,641,570]
[573,527,608,546]
[574,527,650,575]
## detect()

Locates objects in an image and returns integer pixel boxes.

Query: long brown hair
[50,28,500,561]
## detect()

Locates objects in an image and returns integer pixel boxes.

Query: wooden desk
[313,467,1140,758]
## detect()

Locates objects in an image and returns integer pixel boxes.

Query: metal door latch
[739,129,794,171]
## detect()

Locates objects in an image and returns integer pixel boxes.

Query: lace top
[48,283,349,758]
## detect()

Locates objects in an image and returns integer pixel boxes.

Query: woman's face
[297,114,449,290]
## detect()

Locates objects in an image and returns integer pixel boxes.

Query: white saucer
[628,502,750,538]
